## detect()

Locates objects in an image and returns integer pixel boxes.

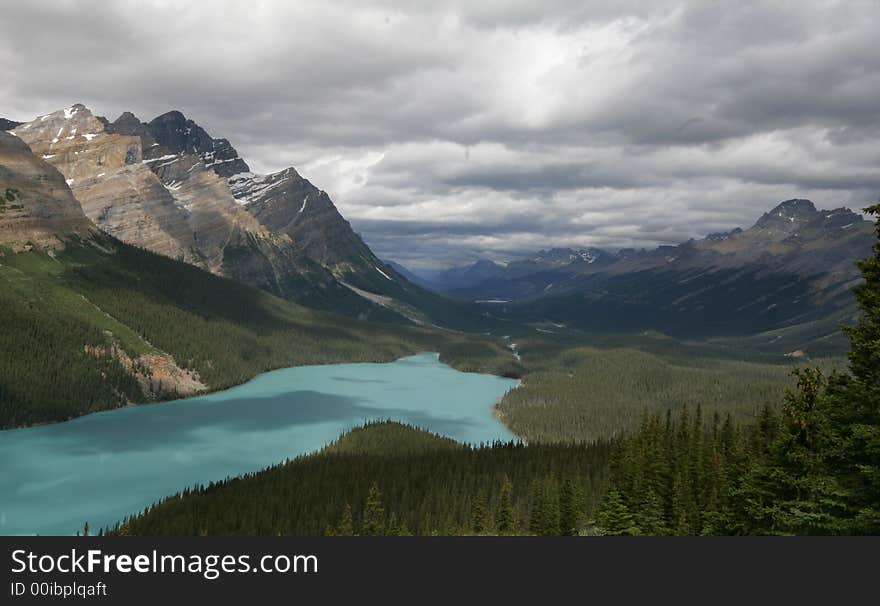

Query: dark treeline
[110,422,612,536]
[601,205,880,535]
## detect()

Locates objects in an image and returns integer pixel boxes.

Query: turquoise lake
[0,353,518,536]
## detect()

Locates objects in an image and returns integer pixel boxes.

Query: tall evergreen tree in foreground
[495,475,515,534]
[600,204,880,535]
[361,483,386,536]
[834,203,880,533]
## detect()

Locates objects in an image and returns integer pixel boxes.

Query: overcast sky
[2,1,879,268]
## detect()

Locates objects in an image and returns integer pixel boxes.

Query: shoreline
[1,350,428,432]
[1,351,521,535]
[1,349,521,432]
[492,378,527,444]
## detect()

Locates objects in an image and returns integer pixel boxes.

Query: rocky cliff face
[11,105,406,320]
[230,168,380,276]
[0,129,95,249]
[13,104,198,263]
[227,165,474,324]
[142,110,250,178]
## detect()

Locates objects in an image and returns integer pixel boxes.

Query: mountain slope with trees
[600,204,880,535]
[440,200,873,341]
[12,105,491,330]
[0,131,519,428]
[110,422,612,536]
[114,205,879,535]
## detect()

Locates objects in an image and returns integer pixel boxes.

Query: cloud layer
[2,0,878,268]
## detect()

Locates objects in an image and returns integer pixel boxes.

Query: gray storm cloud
[1,0,878,268]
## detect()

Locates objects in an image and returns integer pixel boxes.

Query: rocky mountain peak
[532,247,611,265]
[15,104,108,147]
[0,130,95,248]
[147,110,210,154]
[109,111,150,135]
[754,199,817,228]
[145,110,249,177]
[0,118,22,131]
[704,227,743,242]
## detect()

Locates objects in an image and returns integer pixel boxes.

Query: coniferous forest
[109,422,612,536]
[601,205,880,535]
[111,206,880,536]
[0,234,519,428]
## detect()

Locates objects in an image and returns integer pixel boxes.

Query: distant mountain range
[3,105,874,348]
[395,199,874,340]
[6,104,482,329]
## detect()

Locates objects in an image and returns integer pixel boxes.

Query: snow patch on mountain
[374,265,393,281]
[228,172,286,206]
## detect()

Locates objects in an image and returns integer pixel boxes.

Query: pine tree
[636,489,668,535]
[558,478,581,536]
[541,479,561,535]
[671,470,693,535]
[398,519,412,536]
[833,203,880,534]
[386,513,401,536]
[732,370,845,535]
[597,488,639,536]
[361,483,385,535]
[495,475,515,534]
[336,503,355,536]
[471,491,489,534]
[528,480,546,536]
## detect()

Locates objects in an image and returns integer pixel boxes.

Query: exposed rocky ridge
[141,110,250,178]
[14,104,201,263]
[11,105,416,322]
[85,344,206,400]
[230,169,381,276]
[0,129,95,249]
[447,199,873,301]
[228,166,482,327]
[440,199,873,339]
[0,118,22,131]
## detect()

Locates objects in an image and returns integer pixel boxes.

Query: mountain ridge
[408,198,873,343]
[12,104,479,328]
[0,129,96,249]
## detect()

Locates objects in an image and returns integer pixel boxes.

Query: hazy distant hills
[397,199,874,339]
[9,104,480,329]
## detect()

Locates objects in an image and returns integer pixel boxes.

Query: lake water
[0,353,518,535]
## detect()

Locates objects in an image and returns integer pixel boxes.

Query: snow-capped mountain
[440,199,874,340]
[10,104,478,327]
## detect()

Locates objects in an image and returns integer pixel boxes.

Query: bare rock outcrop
[0,129,95,249]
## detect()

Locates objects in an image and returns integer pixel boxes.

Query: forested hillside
[109,422,612,536]
[113,206,879,536]
[600,205,880,535]
[0,234,518,429]
[495,342,818,443]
